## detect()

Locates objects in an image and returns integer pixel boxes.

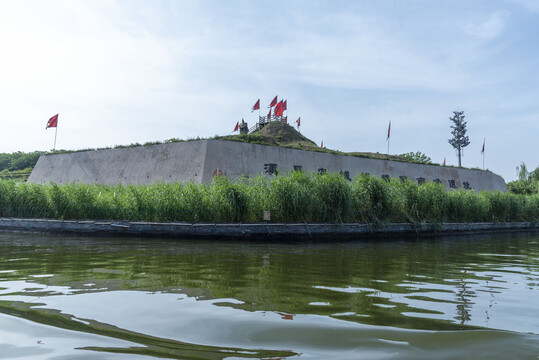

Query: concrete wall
[29,141,208,185]
[202,141,507,191]
[29,140,507,191]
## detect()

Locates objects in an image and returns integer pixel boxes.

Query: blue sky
[1,0,537,181]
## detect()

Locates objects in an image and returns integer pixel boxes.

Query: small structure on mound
[28,122,508,192]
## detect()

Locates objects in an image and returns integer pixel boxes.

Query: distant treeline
[0,139,200,175]
[507,163,539,195]
[0,173,537,224]
[0,151,45,172]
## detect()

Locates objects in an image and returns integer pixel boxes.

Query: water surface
[0,232,538,359]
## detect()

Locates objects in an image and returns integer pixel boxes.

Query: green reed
[0,174,537,224]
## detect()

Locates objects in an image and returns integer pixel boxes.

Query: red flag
[251,99,260,112]
[233,121,239,132]
[387,121,391,140]
[46,114,58,129]
[269,96,277,108]
[296,117,300,127]
[283,100,287,111]
[321,141,323,148]
[267,108,272,120]
[281,116,287,124]
[443,157,446,166]
[275,100,284,117]
[481,139,485,154]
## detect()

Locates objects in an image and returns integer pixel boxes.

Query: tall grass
[0,174,537,224]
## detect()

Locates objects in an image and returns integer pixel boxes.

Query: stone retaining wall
[1,218,535,240]
[29,140,507,191]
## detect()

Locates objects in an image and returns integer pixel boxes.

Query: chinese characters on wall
[262,163,472,189]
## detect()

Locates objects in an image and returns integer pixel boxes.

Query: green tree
[0,154,10,171]
[508,162,539,195]
[399,151,432,164]
[530,167,539,182]
[516,162,529,181]
[448,111,470,167]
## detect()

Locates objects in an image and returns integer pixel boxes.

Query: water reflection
[0,232,538,359]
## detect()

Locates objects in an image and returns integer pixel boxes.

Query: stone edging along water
[0,218,537,240]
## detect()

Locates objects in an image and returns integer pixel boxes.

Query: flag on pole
[296,117,300,127]
[233,121,239,132]
[46,114,58,129]
[252,99,260,112]
[443,157,446,166]
[46,114,59,151]
[321,141,323,148]
[281,116,287,124]
[267,108,272,120]
[386,120,391,141]
[274,100,284,117]
[269,96,277,108]
[283,100,287,111]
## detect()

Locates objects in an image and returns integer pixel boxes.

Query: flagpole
[53,124,57,151]
[386,120,391,155]
[482,138,485,170]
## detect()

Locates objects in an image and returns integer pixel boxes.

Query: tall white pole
[53,124,58,151]
[386,120,391,155]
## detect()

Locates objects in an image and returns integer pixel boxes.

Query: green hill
[221,121,406,161]
[254,121,318,147]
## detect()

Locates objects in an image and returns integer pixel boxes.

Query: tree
[508,162,539,195]
[516,162,529,181]
[448,110,470,167]
[399,151,432,164]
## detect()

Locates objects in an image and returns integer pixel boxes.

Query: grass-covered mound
[219,121,409,161]
[219,121,320,150]
[0,174,537,224]
[253,121,318,147]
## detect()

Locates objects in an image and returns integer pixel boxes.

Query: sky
[1,0,538,182]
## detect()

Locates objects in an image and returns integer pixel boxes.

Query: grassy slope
[8,121,486,179]
[220,121,407,161]
[0,168,33,181]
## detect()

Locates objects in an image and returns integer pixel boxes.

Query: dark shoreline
[0,218,537,240]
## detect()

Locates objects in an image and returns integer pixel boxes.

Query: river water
[0,231,537,359]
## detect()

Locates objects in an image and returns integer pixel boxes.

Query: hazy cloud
[0,0,537,181]
[463,11,510,38]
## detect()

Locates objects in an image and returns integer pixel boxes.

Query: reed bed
[0,174,537,224]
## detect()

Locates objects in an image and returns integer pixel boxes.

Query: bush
[0,175,537,224]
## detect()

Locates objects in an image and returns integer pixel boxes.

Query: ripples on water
[0,232,537,359]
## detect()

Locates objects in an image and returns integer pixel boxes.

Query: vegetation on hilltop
[220,122,320,150]
[1,122,499,181]
[398,152,432,164]
[221,122,415,162]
